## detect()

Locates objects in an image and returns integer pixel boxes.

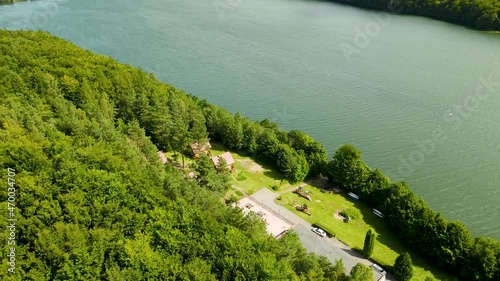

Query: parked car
[372,263,386,275]
[311,227,327,237]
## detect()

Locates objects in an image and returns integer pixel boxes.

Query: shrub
[394,252,413,281]
[363,229,375,258]
[226,194,239,205]
[235,190,244,197]
[276,196,282,201]
[350,263,373,281]
[271,184,279,191]
[339,208,362,220]
[236,172,247,181]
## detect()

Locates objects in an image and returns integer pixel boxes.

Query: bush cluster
[236,171,247,181]
[339,208,362,220]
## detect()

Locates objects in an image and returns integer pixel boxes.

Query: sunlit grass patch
[277,184,455,281]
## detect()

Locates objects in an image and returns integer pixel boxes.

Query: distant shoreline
[312,0,500,32]
[0,0,29,5]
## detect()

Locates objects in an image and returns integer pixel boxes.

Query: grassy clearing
[167,143,290,196]
[210,143,293,195]
[277,184,455,281]
[207,144,454,280]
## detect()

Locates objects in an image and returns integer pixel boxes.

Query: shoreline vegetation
[0,0,21,4]
[316,0,500,31]
[322,144,500,280]
[0,30,499,280]
[0,0,29,5]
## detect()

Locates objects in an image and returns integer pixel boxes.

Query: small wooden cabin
[189,140,212,158]
[157,150,168,164]
[211,152,235,173]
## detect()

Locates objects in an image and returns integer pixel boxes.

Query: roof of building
[190,140,212,154]
[157,150,168,164]
[211,152,235,167]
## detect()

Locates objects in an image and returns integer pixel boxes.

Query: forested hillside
[0,30,362,281]
[322,0,500,30]
[2,29,499,281]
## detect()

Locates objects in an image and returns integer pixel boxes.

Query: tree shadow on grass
[306,175,335,189]
[340,246,365,259]
[350,199,455,280]
[338,194,384,226]
[263,169,285,182]
[209,142,227,149]
[374,233,455,280]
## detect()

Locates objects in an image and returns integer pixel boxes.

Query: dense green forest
[320,0,500,30]
[0,30,369,280]
[325,144,500,281]
[1,29,500,280]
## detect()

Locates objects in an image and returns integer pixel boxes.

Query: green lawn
[181,144,453,281]
[210,143,293,195]
[166,143,291,196]
[277,185,455,281]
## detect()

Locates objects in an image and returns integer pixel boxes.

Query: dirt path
[276,185,299,195]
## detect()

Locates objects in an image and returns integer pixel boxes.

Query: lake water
[1,0,499,238]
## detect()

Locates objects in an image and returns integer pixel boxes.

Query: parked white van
[372,264,386,275]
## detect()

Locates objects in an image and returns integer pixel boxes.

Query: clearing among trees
[236,159,265,173]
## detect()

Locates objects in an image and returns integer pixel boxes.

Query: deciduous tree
[349,263,373,281]
[325,144,369,192]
